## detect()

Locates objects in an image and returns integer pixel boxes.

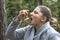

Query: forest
[0,0,60,40]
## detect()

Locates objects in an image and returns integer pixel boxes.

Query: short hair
[37,5,52,22]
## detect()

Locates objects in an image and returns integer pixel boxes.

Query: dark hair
[37,5,52,22]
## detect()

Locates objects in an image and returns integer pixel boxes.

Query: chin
[29,22,35,26]
[29,23,33,25]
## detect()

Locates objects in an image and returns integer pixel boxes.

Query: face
[29,7,44,26]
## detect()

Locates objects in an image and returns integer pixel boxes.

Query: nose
[30,12,33,16]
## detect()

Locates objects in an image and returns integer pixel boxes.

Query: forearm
[5,19,22,39]
[5,10,29,39]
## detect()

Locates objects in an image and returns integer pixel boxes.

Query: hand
[15,10,29,22]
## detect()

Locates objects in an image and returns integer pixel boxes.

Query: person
[5,5,60,40]
[50,17,58,29]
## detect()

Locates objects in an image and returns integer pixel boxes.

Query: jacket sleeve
[5,20,30,40]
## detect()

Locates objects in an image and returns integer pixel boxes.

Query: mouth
[29,16,33,23]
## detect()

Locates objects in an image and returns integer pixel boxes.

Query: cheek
[36,15,41,20]
[36,15,42,22]
[34,16,41,23]
[33,19,40,25]
[33,14,41,22]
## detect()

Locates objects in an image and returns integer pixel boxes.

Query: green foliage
[58,0,60,22]
[6,0,35,26]
[6,0,21,24]
[6,0,60,30]
[43,0,58,17]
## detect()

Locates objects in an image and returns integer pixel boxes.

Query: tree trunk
[34,0,39,7]
[39,0,42,5]
[0,0,7,40]
[34,0,42,7]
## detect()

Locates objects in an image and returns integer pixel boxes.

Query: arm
[5,20,30,40]
[5,10,29,40]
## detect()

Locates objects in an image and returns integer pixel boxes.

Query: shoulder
[48,33,60,40]
[47,27,60,40]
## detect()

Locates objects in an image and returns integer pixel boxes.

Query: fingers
[18,10,29,19]
[15,9,29,22]
[20,10,29,16]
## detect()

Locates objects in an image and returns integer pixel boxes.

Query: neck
[34,22,45,32]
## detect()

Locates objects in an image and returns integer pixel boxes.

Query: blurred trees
[58,0,60,23]
[6,0,20,24]
[6,0,60,31]
[43,0,58,17]
[0,0,7,40]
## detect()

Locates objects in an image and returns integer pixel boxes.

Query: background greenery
[6,0,60,32]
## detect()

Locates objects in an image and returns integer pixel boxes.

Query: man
[5,5,60,40]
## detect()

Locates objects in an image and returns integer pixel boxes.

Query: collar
[35,22,51,35]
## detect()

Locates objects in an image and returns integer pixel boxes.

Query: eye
[34,11,38,14]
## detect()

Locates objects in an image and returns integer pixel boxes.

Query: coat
[5,20,60,40]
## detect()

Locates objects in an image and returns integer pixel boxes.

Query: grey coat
[5,20,60,40]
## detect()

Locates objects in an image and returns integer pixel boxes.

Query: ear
[41,16,47,22]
